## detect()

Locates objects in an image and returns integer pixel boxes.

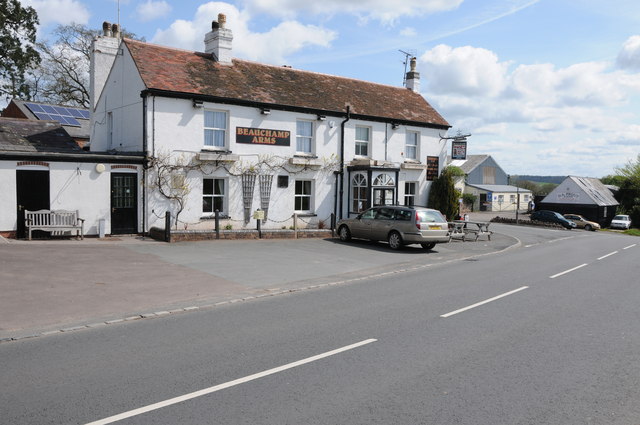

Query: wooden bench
[25,209,85,240]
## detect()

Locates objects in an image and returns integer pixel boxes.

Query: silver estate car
[337,206,450,250]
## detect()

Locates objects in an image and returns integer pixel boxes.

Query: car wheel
[584,224,592,231]
[338,225,351,241]
[421,242,436,250]
[388,231,403,250]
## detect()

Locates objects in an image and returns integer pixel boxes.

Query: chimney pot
[211,20,219,30]
[218,13,226,28]
[405,57,420,92]
[112,23,120,37]
[103,21,112,37]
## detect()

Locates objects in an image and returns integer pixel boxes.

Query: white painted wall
[0,161,143,235]
[91,44,145,153]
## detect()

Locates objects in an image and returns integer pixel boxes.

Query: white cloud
[241,0,462,23]
[400,27,417,37]
[136,0,172,22]
[152,2,336,64]
[419,41,640,176]
[23,0,90,27]
[420,44,509,97]
[616,35,640,70]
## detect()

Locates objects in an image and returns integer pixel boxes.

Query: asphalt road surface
[2,226,639,424]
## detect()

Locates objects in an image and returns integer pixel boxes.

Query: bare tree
[30,23,142,107]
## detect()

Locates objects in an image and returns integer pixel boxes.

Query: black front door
[479,193,488,211]
[373,188,394,206]
[111,173,138,234]
[16,170,50,239]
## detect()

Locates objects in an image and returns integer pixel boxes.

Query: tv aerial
[399,49,417,87]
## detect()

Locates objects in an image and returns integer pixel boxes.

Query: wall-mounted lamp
[260,108,271,115]
[391,123,400,130]
[193,99,204,108]
[317,114,326,121]
[95,163,106,173]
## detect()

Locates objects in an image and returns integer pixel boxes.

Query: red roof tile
[125,39,449,128]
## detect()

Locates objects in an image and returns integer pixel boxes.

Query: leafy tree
[31,23,143,107]
[428,167,460,220]
[0,0,40,101]
[462,193,477,211]
[611,155,640,227]
[600,174,626,187]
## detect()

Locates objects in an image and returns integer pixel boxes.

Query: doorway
[111,173,138,234]
[373,188,394,206]
[16,170,50,239]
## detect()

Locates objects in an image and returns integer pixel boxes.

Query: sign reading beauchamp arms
[236,127,291,146]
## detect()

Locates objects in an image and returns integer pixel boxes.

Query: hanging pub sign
[426,156,439,181]
[236,127,290,146]
[451,138,467,160]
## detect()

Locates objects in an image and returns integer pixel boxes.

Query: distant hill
[514,175,566,184]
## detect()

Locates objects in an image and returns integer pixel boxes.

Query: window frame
[202,177,226,215]
[355,125,370,157]
[294,179,313,212]
[204,109,228,149]
[405,131,419,160]
[296,119,314,154]
[404,181,417,206]
[351,172,368,213]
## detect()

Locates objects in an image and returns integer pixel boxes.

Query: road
[2,226,639,424]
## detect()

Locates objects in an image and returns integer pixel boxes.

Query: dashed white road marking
[623,244,636,250]
[597,251,618,260]
[550,263,588,279]
[440,286,529,318]
[84,339,377,425]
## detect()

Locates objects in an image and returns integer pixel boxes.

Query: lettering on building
[236,127,291,146]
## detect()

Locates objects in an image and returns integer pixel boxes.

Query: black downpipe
[339,106,351,219]
[141,93,148,235]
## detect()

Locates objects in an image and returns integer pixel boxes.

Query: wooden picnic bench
[449,220,492,241]
[25,209,85,240]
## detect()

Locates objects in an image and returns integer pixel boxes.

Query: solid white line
[84,339,377,425]
[549,263,588,279]
[623,244,636,250]
[440,286,529,318]
[597,251,618,260]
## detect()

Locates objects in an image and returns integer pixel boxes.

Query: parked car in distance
[337,206,450,250]
[563,214,600,231]
[530,210,577,229]
[609,214,632,230]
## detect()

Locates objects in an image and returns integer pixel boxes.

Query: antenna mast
[399,49,416,87]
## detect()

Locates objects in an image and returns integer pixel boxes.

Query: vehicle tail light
[416,212,421,230]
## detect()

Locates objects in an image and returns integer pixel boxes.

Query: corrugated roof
[466,183,532,193]
[0,118,83,153]
[569,176,618,206]
[448,155,490,174]
[125,39,450,128]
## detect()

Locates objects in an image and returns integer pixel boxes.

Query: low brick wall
[149,227,333,242]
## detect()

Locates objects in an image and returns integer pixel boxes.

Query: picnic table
[449,220,492,241]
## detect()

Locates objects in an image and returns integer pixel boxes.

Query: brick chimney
[405,57,420,92]
[90,22,120,109]
[204,13,233,65]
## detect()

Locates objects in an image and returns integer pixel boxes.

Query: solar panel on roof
[33,112,52,120]
[24,102,85,127]
[25,103,44,113]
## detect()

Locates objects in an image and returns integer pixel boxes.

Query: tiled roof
[0,118,83,153]
[125,39,450,128]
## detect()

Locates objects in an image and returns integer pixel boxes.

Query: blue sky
[24,0,640,178]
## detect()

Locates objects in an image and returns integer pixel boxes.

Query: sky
[22,0,640,178]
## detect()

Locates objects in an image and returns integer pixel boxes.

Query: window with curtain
[355,126,370,157]
[296,120,313,153]
[204,110,227,148]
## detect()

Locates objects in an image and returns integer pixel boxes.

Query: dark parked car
[336,206,450,250]
[531,210,577,229]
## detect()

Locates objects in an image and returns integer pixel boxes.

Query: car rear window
[395,209,412,221]
[417,210,446,223]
